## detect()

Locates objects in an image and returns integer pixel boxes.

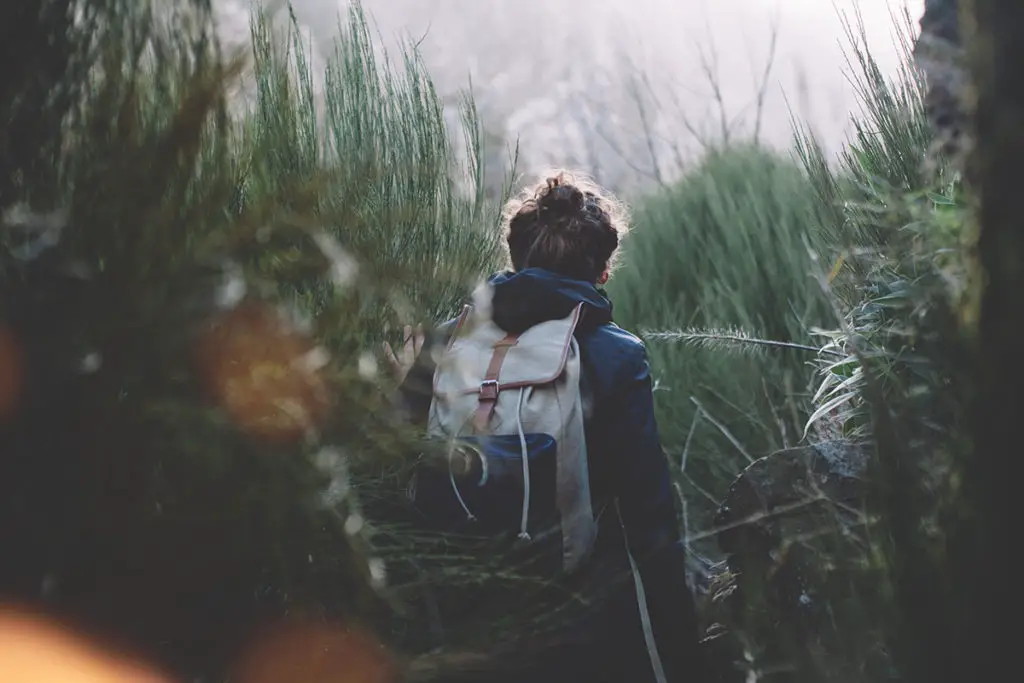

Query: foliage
[794,8,967,446]
[608,145,835,546]
[0,0,510,679]
[724,7,973,682]
[619,7,976,682]
[1,1,1002,682]
[240,6,507,330]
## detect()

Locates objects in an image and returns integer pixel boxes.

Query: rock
[706,441,892,681]
[915,0,972,167]
[714,440,869,561]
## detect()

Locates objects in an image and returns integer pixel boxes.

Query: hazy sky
[217,0,926,188]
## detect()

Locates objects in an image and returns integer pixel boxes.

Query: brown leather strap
[472,333,519,431]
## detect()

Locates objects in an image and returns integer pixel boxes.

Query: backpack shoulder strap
[472,331,520,431]
[615,498,670,683]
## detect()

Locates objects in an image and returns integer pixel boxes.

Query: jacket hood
[485,268,613,334]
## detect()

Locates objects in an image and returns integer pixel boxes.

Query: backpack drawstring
[516,387,531,541]
[449,442,477,522]
[447,388,531,538]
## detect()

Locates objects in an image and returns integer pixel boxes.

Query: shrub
[608,145,835,547]
[695,8,972,681]
[793,10,973,683]
[0,0,509,678]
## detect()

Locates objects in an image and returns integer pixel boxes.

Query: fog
[216,0,925,191]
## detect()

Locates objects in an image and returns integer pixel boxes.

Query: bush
[692,9,973,682]
[792,10,974,683]
[0,0,508,679]
[606,8,976,682]
[1,2,989,682]
[241,6,507,330]
[608,145,835,546]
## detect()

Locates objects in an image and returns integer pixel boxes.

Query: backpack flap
[432,304,582,406]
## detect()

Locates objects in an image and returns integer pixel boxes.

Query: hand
[382,324,425,384]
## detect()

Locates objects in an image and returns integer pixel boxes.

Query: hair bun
[538,176,585,216]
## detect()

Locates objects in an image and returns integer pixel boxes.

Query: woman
[386,171,705,683]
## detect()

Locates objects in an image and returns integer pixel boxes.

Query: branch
[750,10,780,146]
[623,67,667,188]
[572,63,666,186]
[693,19,731,145]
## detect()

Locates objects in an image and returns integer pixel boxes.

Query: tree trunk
[965,0,1019,679]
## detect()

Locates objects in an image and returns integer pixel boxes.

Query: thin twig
[673,481,692,560]
[690,396,754,463]
[694,20,731,145]
[751,11,780,146]
[683,472,721,508]
[763,376,791,449]
[623,68,666,188]
[681,406,703,475]
[591,119,665,184]
[686,492,834,543]
[676,407,703,562]
[666,85,712,150]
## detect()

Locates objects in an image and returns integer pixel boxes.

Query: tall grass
[687,8,970,682]
[608,7,975,682]
[795,8,965,443]
[233,8,578,663]
[1,1,986,681]
[791,10,974,683]
[0,0,510,678]
[608,146,835,544]
[237,6,507,331]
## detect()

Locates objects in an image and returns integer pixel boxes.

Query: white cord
[516,387,531,540]
[448,441,476,522]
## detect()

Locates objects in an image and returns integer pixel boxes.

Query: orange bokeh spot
[0,324,23,421]
[194,301,331,442]
[232,622,396,683]
[0,606,174,683]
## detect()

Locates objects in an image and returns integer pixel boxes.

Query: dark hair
[502,170,629,283]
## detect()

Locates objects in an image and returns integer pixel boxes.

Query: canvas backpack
[408,299,599,575]
[409,297,672,683]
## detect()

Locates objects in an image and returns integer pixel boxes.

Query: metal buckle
[479,379,499,401]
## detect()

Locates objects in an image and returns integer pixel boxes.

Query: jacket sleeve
[611,345,704,682]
